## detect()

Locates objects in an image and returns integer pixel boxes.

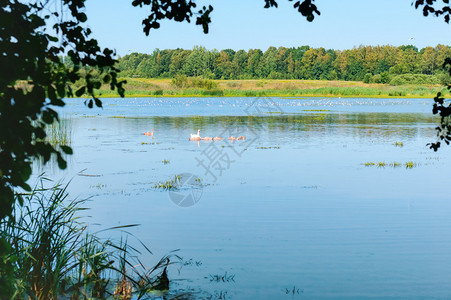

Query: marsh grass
[94,78,444,98]
[0,177,180,299]
[46,118,72,146]
[154,175,182,190]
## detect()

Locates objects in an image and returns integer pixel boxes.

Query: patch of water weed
[109,115,126,118]
[285,285,304,295]
[183,258,202,267]
[363,161,418,168]
[393,141,404,147]
[405,161,416,169]
[209,272,235,283]
[302,109,330,112]
[211,290,228,300]
[301,185,319,189]
[90,183,107,189]
[0,177,180,299]
[154,174,182,190]
[162,159,170,164]
[426,156,441,160]
[257,146,280,149]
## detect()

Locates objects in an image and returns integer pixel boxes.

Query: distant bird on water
[189,130,201,141]
[143,129,154,139]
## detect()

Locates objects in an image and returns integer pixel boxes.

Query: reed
[45,118,72,146]
[0,178,179,299]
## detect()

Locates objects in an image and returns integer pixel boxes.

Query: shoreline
[93,93,438,99]
[81,78,446,99]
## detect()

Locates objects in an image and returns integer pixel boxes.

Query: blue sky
[84,0,450,56]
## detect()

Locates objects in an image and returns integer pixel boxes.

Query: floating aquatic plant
[302,109,330,112]
[183,258,202,267]
[405,161,416,169]
[154,175,182,190]
[285,285,303,295]
[363,161,418,168]
[209,272,235,283]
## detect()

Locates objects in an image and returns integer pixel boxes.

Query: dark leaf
[75,87,85,97]
[60,145,73,155]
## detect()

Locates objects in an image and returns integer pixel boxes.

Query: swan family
[189,130,244,142]
[143,129,245,142]
[228,136,246,141]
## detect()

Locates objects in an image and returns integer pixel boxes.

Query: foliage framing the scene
[0,0,126,220]
[413,0,451,150]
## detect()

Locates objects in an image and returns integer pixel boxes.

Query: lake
[39,97,451,299]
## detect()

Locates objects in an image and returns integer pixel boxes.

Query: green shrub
[171,74,188,88]
[363,73,372,84]
[189,77,218,90]
[390,76,407,86]
[370,74,382,83]
[380,72,391,84]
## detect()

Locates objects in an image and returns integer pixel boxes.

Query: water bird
[190,130,201,139]
[202,136,213,141]
[212,137,223,141]
[143,129,154,138]
[237,136,246,141]
[228,136,236,140]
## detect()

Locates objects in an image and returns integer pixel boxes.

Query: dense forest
[116,45,451,84]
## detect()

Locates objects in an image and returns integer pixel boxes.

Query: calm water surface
[41,97,451,299]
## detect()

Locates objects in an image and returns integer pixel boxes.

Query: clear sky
[84,0,451,56]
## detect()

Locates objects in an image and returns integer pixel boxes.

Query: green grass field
[93,78,447,98]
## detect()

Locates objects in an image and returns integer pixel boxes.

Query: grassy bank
[94,78,446,98]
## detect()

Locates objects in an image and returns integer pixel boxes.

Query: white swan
[190,130,200,139]
[189,130,201,141]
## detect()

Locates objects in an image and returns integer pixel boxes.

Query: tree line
[116,45,451,84]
